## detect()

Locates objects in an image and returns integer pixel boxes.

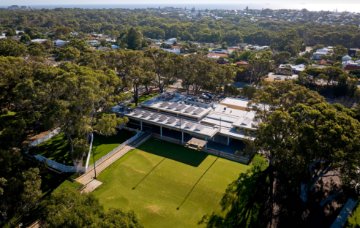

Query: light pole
[220,117,222,131]
[90,132,97,179]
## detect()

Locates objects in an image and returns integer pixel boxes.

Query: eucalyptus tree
[248,50,273,85]
[145,49,175,93]
[206,82,360,227]
[253,82,360,224]
[50,63,127,163]
[42,186,142,227]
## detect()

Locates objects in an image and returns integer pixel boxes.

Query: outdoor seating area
[185,137,207,150]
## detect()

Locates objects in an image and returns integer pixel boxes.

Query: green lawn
[92,138,250,228]
[90,130,135,164]
[348,201,360,227]
[29,133,73,165]
[30,130,135,166]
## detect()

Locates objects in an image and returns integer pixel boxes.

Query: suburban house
[31,39,48,44]
[312,47,333,60]
[165,38,177,45]
[161,47,181,55]
[342,55,360,71]
[207,53,229,59]
[54,39,69,47]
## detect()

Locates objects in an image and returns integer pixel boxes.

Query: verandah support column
[160,126,163,138]
[181,131,184,144]
[205,137,208,149]
[140,121,143,131]
[227,136,230,146]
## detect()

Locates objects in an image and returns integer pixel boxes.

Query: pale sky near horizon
[1,0,360,12]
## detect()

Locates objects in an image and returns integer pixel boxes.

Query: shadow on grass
[29,133,73,165]
[137,138,208,167]
[200,156,273,227]
[91,130,135,164]
[92,130,135,148]
[177,157,219,210]
[132,157,167,190]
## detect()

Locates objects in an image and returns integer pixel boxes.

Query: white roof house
[342,55,352,62]
[165,38,177,45]
[87,40,100,47]
[54,39,69,47]
[161,48,181,55]
[31,39,48,44]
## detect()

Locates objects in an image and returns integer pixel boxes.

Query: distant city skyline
[1,0,360,12]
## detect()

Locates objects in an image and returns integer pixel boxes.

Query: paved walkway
[75,134,150,186]
[80,179,103,193]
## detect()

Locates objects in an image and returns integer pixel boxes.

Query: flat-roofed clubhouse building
[113,93,258,163]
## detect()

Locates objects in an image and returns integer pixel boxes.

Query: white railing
[34,154,84,173]
[86,131,145,171]
[29,128,61,147]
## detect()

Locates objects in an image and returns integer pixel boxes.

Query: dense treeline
[1,8,360,53]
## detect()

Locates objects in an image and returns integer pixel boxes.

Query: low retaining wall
[34,154,84,173]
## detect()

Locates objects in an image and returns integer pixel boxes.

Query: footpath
[76,132,151,192]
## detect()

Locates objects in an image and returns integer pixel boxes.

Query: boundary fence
[86,131,145,172]
[34,154,84,173]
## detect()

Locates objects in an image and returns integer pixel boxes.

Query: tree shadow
[201,157,345,228]
[138,138,208,167]
[201,158,273,227]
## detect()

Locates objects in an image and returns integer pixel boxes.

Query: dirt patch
[146,205,161,215]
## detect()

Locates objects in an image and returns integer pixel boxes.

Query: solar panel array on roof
[133,110,143,116]
[195,125,204,131]
[167,117,176,124]
[185,122,194,129]
[141,111,151,118]
[149,113,159,120]
[160,102,169,108]
[167,103,178,109]
[194,108,204,115]
[185,106,195,113]
[158,115,167,122]
[175,104,186,111]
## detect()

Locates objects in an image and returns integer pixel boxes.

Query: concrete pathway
[80,179,103,193]
[75,134,150,187]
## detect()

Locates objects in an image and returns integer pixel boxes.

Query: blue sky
[1,0,360,12]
